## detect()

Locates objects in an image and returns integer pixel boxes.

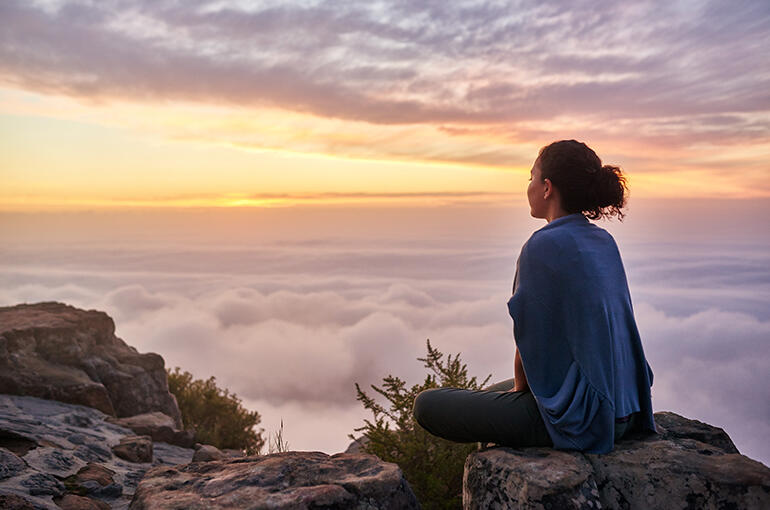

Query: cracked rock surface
[463,411,770,509]
[130,451,419,510]
[0,394,193,510]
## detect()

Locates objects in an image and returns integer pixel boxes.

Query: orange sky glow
[1,1,768,211]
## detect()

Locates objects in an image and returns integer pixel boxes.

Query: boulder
[112,436,153,464]
[0,394,194,510]
[463,411,770,510]
[130,451,420,509]
[107,412,194,448]
[0,302,182,427]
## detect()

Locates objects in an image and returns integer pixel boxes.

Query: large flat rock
[464,412,770,510]
[130,451,420,509]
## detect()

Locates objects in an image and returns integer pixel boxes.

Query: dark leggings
[412,378,637,448]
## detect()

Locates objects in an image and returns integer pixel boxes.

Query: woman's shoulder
[523,216,620,263]
[525,215,587,250]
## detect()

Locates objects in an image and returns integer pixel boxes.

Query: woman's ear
[543,178,553,199]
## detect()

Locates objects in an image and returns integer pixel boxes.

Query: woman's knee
[412,388,442,428]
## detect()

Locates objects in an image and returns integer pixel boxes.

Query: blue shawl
[507,213,656,453]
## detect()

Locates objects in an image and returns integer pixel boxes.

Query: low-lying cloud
[1,204,768,464]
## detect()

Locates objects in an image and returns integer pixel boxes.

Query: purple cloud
[1,0,767,134]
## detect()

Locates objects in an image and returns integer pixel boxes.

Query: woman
[412,140,657,454]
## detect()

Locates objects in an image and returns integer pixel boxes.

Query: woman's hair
[538,139,628,221]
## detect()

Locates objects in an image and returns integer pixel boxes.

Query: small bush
[167,367,265,454]
[352,339,491,510]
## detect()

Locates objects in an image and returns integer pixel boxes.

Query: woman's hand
[512,347,530,392]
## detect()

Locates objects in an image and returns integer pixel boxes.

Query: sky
[0,0,769,466]
[1,0,769,208]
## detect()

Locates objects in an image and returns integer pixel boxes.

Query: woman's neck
[545,204,571,223]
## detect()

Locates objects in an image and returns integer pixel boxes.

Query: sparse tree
[167,367,265,455]
[352,340,491,510]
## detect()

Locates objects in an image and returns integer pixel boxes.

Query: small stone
[56,493,111,510]
[112,435,152,463]
[107,412,194,448]
[192,444,225,462]
[75,463,116,487]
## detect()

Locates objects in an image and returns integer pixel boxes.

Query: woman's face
[527,157,547,218]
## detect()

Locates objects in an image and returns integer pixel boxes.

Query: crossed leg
[412,378,553,448]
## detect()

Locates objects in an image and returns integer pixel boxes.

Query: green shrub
[167,367,265,454]
[352,340,491,510]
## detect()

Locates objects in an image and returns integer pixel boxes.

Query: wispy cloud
[2,0,768,145]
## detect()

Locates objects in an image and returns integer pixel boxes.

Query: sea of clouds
[1,199,768,465]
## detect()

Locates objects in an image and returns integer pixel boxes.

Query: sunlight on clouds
[1,213,768,460]
[0,0,770,205]
[2,86,767,211]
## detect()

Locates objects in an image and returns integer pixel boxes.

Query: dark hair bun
[594,164,627,218]
[538,140,628,220]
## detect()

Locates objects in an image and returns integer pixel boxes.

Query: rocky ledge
[0,394,194,510]
[0,393,419,510]
[0,302,182,427]
[130,451,419,510]
[464,411,770,509]
[0,302,419,510]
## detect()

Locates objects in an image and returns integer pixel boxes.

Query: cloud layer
[1,202,769,464]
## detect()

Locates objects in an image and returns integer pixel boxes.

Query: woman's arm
[512,346,529,392]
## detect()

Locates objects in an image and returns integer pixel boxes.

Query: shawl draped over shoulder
[507,213,656,454]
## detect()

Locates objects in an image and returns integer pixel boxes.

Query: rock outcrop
[464,411,770,509]
[0,394,194,510]
[0,302,182,427]
[130,451,420,509]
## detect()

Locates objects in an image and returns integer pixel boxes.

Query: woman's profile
[412,139,657,453]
